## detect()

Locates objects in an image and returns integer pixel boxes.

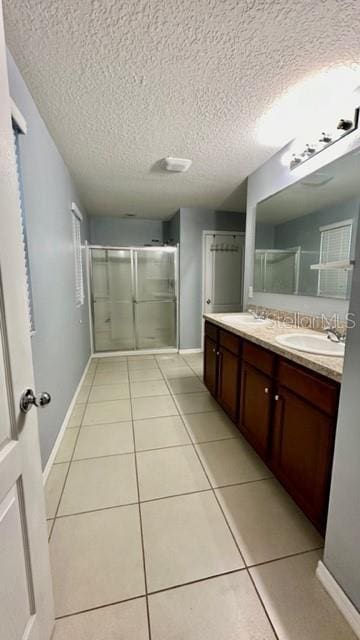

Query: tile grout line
[145,546,323,595]
[47,476,287,521]
[176,372,281,639]
[48,359,100,541]
[52,353,284,636]
[246,545,325,570]
[50,353,317,634]
[160,365,281,640]
[50,467,273,508]
[48,354,199,538]
[52,433,246,466]
[54,593,146,621]
[127,362,153,640]
[54,547,325,622]
[48,477,291,521]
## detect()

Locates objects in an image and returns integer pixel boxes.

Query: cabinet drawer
[243,341,275,375]
[278,359,339,416]
[204,321,218,342]
[219,329,241,355]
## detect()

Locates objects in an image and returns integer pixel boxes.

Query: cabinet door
[218,347,239,421]
[271,386,336,531]
[239,363,273,459]
[204,335,218,396]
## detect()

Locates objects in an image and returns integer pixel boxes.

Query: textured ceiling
[3,0,360,219]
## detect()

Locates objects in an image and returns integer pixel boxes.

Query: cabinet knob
[264,387,269,394]
[274,394,280,401]
[212,348,216,353]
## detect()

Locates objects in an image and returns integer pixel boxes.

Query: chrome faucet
[250,308,268,320]
[324,326,346,343]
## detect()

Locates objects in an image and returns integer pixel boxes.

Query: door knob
[206,299,211,304]
[20,388,51,414]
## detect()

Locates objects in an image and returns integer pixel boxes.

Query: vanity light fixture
[289,107,359,170]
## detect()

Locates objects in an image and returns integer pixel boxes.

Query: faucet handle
[324,325,346,343]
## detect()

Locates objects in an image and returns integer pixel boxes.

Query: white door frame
[201,230,245,346]
[0,6,54,639]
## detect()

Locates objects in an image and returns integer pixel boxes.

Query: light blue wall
[255,223,275,249]
[177,208,246,349]
[163,210,180,245]
[90,215,163,246]
[7,50,91,468]
[256,199,359,297]
[273,198,359,255]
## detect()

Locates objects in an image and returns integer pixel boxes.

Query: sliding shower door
[90,246,177,352]
[134,249,176,349]
[91,249,135,351]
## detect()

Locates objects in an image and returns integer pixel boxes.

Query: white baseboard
[92,348,178,358]
[179,348,202,354]
[42,356,92,484]
[316,561,360,637]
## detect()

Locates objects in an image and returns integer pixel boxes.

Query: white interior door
[203,232,245,314]
[0,6,54,640]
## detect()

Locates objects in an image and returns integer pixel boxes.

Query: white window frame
[317,219,353,299]
[11,100,36,335]
[71,202,85,307]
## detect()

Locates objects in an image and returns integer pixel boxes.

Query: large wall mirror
[255,150,360,299]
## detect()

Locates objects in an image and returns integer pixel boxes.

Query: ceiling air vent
[163,157,192,172]
[300,173,334,187]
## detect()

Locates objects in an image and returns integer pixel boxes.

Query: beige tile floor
[46,352,357,640]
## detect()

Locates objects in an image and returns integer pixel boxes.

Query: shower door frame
[87,244,179,356]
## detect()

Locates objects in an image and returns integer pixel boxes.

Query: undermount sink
[276,333,345,357]
[219,313,272,327]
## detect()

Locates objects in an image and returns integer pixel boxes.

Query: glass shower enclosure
[89,246,178,353]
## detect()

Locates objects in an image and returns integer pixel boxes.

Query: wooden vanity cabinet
[204,334,218,396]
[270,360,339,531]
[239,363,273,459]
[218,331,241,421]
[239,343,276,459]
[203,320,340,532]
[204,322,241,421]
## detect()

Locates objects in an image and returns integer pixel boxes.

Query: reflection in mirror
[255,150,360,299]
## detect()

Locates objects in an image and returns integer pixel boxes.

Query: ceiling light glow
[256,66,360,149]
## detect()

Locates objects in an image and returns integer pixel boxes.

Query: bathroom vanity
[203,315,342,533]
